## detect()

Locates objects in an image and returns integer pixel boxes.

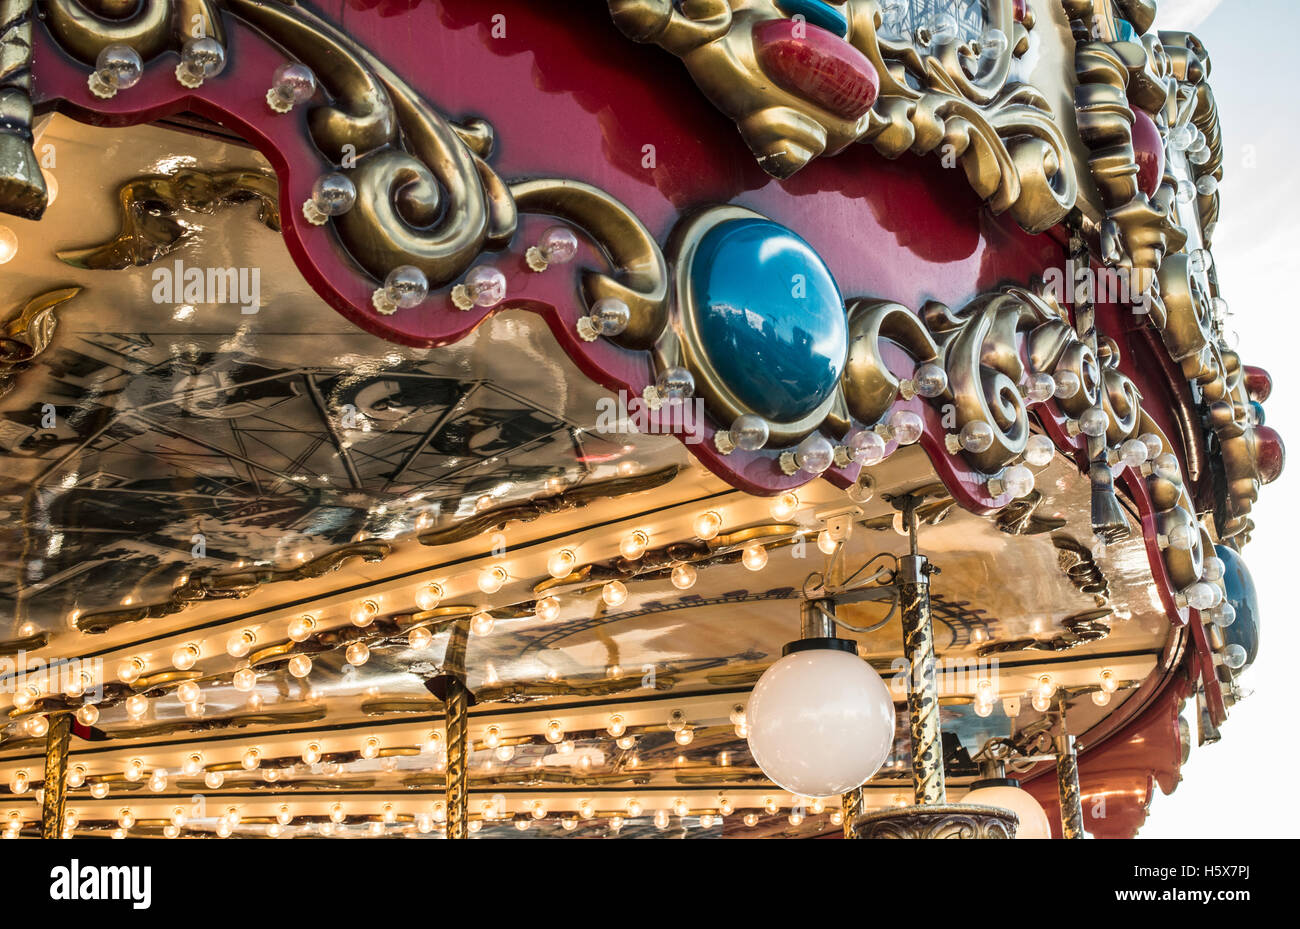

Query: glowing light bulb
[607,714,627,738]
[484,726,502,749]
[233,667,257,691]
[361,737,380,759]
[471,612,495,636]
[548,549,577,579]
[545,720,565,744]
[171,643,199,670]
[226,629,256,658]
[742,543,768,571]
[620,530,649,560]
[817,529,837,555]
[1099,669,1118,693]
[204,770,224,789]
[671,563,697,589]
[183,753,204,776]
[241,748,261,770]
[654,809,670,830]
[744,813,759,827]
[694,511,723,541]
[345,642,370,666]
[351,599,379,627]
[771,492,800,521]
[176,681,201,704]
[288,654,312,678]
[125,694,148,718]
[414,583,443,612]
[288,615,316,642]
[330,803,346,824]
[675,727,694,746]
[535,596,560,621]
[477,565,507,594]
[1091,690,1111,707]
[602,580,628,607]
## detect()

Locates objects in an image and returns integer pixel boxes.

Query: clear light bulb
[351,599,379,627]
[548,549,577,578]
[471,612,495,636]
[241,748,260,770]
[408,626,433,650]
[535,596,560,621]
[742,543,768,571]
[233,667,257,691]
[288,654,313,679]
[602,580,628,607]
[345,642,370,666]
[671,563,698,590]
[620,531,649,560]
[415,584,443,611]
[288,615,316,642]
[171,643,199,670]
[694,511,723,541]
[477,565,507,594]
[771,491,800,521]
[545,720,565,744]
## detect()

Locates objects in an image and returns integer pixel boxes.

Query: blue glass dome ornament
[671,206,850,447]
[1214,544,1260,669]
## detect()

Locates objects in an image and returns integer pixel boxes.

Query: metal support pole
[443,619,471,839]
[1055,733,1085,839]
[898,498,945,805]
[841,788,861,839]
[40,714,72,839]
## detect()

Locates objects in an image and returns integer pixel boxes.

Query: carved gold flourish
[56,168,280,270]
[608,0,1076,233]
[75,539,392,634]
[0,286,81,400]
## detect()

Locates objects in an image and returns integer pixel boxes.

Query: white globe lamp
[963,776,1052,839]
[746,637,896,799]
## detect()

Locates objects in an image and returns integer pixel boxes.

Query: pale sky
[1135,0,1299,839]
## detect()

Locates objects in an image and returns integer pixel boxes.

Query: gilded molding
[56,168,280,270]
[608,0,1077,233]
[75,539,391,634]
[1071,35,1185,295]
[0,286,81,400]
[853,803,1018,839]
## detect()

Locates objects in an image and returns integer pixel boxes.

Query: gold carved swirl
[0,286,81,400]
[41,0,222,63]
[75,539,391,634]
[56,168,280,270]
[609,0,1077,233]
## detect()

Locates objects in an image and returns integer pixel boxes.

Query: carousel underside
[0,0,1280,839]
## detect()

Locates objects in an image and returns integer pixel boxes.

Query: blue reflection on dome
[689,218,847,424]
[1215,544,1260,668]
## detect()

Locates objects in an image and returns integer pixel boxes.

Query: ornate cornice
[608,0,1077,233]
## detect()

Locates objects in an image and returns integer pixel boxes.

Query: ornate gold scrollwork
[417,465,679,547]
[75,539,391,633]
[1071,33,1185,296]
[841,283,1147,478]
[0,286,81,399]
[609,0,1076,233]
[56,168,280,270]
[41,0,223,63]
